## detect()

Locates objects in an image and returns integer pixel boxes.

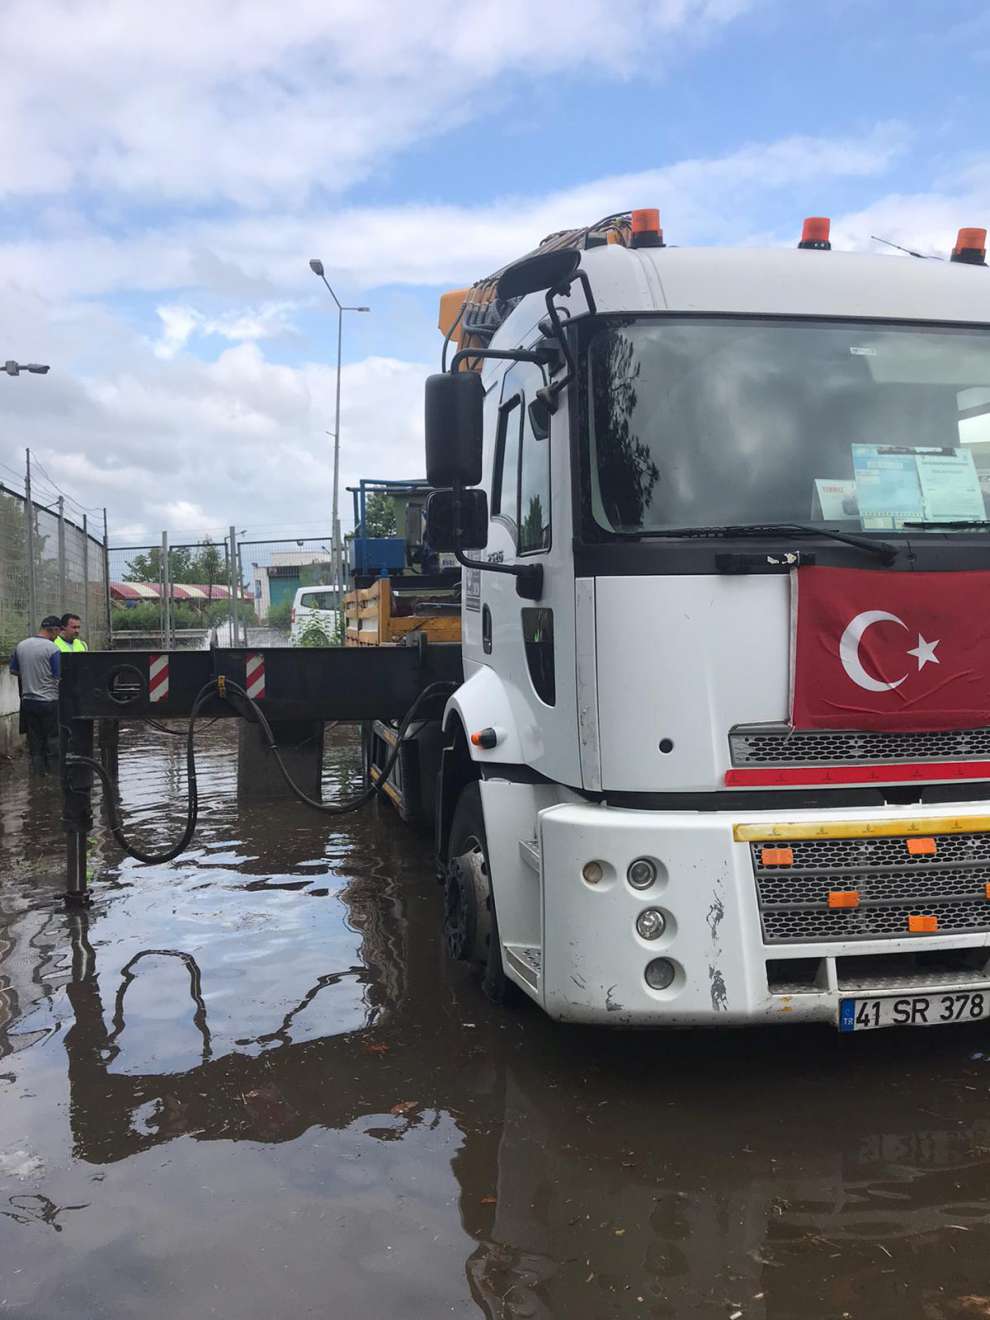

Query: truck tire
[443,781,511,1004]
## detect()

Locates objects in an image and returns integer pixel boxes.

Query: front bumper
[537,799,990,1026]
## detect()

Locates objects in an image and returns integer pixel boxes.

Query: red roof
[111,582,238,601]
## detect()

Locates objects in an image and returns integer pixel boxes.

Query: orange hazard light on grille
[828,891,860,909]
[760,846,794,866]
[908,914,939,933]
[907,837,937,855]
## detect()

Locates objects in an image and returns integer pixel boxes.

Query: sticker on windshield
[812,479,858,521]
[849,346,877,356]
[851,445,924,528]
[852,444,985,528]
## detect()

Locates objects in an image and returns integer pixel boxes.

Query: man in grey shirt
[9,617,62,776]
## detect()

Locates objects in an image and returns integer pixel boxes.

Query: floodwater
[2,728,990,1319]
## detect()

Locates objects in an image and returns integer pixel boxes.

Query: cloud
[0,0,750,208]
[11,334,429,544]
[0,125,908,300]
[152,301,299,359]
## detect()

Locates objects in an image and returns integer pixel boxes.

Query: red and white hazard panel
[149,654,169,703]
[245,652,266,700]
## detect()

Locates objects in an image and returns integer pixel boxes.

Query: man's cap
[40,615,62,629]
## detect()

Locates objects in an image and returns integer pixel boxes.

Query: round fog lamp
[636,908,666,941]
[627,858,657,890]
[644,958,676,991]
[582,861,604,885]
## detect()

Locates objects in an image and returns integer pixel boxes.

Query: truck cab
[429,215,990,1027]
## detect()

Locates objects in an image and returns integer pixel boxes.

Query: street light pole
[4,361,50,377]
[308,259,369,615]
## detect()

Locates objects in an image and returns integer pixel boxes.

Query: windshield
[585,318,990,536]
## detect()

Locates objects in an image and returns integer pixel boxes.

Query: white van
[289,586,340,644]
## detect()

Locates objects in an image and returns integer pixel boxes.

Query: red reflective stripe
[725,761,990,787]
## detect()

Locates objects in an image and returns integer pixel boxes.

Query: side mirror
[425,488,488,552]
[425,371,484,488]
[497,249,580,301]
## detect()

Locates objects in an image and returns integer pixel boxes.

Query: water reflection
[3,728,990,1317]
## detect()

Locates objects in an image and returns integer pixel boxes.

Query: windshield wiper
[633,522,897,563]
[902,520,990,530]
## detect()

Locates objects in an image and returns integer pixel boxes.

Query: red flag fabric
[791,566,990,732]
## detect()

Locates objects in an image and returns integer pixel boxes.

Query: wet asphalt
[2,724,990,1319]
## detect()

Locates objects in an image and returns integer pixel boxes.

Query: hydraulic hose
[66,677,455,865]
[69,678,217,864]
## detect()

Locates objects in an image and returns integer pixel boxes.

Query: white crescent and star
[838,610,941,693]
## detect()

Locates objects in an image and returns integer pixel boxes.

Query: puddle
[2,724,990,1317]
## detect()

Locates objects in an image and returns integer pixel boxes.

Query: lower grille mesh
[752,831,990,945]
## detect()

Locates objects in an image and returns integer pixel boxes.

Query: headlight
[635,909,666,941]
[627,858,657,890]
[644,958,676,990]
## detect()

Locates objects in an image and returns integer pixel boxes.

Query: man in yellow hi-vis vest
[54,613,88,653]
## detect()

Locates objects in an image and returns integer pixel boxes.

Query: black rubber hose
[67,677,456,863]
[67,678,218,864]
[221,676,455,816]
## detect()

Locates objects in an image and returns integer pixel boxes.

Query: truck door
[481,360,580,785]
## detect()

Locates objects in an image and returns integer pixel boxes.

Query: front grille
[730,723,990,767]
[751,830,990,944]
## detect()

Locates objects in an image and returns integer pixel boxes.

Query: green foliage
[266,599,293,631]
[111,599,254,632]
[364,492,398,538]
[124,536,227,586]
[296,616,336,647]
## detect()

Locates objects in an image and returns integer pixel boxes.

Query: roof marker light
[630,208,664,249]
[951,227,987,266]
[798,217,831,250]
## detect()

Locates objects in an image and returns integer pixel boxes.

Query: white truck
[416,210,990,1030]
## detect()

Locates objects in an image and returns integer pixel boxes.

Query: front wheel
[443,782,512,1004]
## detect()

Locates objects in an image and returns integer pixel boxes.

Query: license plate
[839,990,990,1032]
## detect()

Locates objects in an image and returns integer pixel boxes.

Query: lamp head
[309,258,325,277]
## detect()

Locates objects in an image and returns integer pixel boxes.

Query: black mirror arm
[449,347,553,375]
[454,549,543,601]
[535,285,580,414]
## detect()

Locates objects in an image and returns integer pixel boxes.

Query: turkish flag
[791,566,990,732]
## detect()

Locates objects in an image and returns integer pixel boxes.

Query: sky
[1,0,988,547]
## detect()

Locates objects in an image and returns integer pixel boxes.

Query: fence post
[237,541,247,645]
[227,525,237,647]
[160,531,171,650]
[82,513,89,640]
[24,449,38,629]
[103,509,112,649]
[58,495,66,615]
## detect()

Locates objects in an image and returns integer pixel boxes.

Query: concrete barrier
[0,667,21,760]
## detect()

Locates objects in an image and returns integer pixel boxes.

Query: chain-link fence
[240,536,335,646]
[104,530,345,650]
[108,534,246,650]
[0,481,110,660]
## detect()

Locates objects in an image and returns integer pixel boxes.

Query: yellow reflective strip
[732,815,990,843]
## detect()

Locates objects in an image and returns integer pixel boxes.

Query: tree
[364,492,398,538]
[124,536,226,586]
[591,330,661,529]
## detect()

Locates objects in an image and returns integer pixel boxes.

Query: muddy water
[2,727,990,1318]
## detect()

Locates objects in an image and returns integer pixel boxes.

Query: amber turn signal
[828,891,860,909]
[907,837,937,856]
[761,846,794,866]
[908,914,939,933]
